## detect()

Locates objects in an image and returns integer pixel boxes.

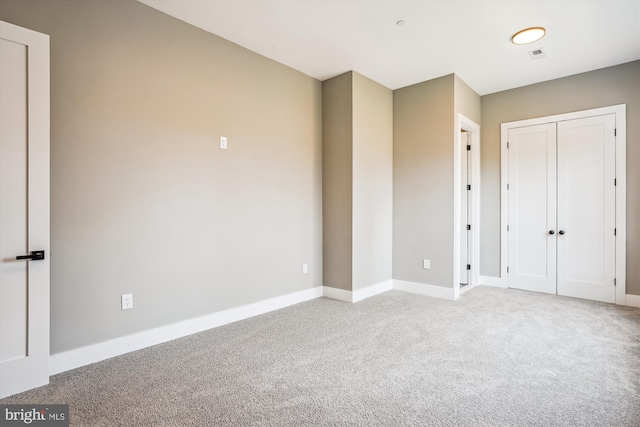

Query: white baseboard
[392,279,456,300]
[323,280,394,303]
[353,280,393,302]
[479,275,507,288]
[50,282,635,377]
[322,286,352,302]
[626,294,640,308]
[50,286,322,375]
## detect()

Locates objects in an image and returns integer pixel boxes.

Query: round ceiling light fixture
[396,20,406,26]
[511,27,546,45]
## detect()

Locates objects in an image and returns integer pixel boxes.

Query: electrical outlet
[220,136,228,149]
[423,259,430,269]
[121,293,133,310]
[302,263,308,274]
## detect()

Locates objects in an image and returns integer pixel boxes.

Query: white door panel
[0,21,50,399]
[460,131,469,285]
[557,115,616,302]
[508,124,557,294]
[0,37,29,363]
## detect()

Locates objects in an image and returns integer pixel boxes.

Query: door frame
[500,104,626,305]
[454,114,480,298]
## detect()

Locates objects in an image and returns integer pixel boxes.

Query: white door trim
[454,114,480,298]
[500,104,626,305]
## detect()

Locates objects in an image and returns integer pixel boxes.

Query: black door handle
[16,250,45,261]
[558,230,565,235]
[548,230,555,235]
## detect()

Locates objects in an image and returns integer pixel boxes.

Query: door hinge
[467,224,471,231]
[614,178,617,186]
[614,278,617,287]
[467,144,471,151]
[507,142,510,149]
[614,228,617,236]
[466,264,471,270]
[507,183,509,190]
[507,225,509,232]
[467,184,471,191]
[507,266,509,273]
[614,129,617,136]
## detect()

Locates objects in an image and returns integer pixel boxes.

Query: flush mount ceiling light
[511,27,546,45]
[396,20,406,26]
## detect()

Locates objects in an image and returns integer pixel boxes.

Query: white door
[508,123,557,294]
[0,21,50,399]
[557,115,616,303]
[460,131,469,285]
[507,115,616,303]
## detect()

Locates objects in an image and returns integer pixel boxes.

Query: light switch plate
[220,136,228,149]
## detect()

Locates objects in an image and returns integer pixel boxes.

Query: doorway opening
[460,130,470,289]
[454,114,480,299]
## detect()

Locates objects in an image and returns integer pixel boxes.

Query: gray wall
[455,75,481,125]
[322,71,393,292]
[454,75,481,281]
[481,61,640,296]
[352,72,393,290]
[322,72,353,291]
[393,75,455,287]
[0,0,323,353]
[2,0,636,360]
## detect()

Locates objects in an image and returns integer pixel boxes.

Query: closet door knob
[558,230,565,235]
[548,230,555,235]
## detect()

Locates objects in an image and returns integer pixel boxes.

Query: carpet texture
[2,287,639,426]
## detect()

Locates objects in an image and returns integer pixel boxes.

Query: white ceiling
[139,0,640,95]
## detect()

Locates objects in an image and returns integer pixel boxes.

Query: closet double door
[507,114,616,303]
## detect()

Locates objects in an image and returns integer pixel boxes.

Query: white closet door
[508,123,557,294]
[557,114,616,303]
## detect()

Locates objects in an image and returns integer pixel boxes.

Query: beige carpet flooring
[2,286,639,426]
